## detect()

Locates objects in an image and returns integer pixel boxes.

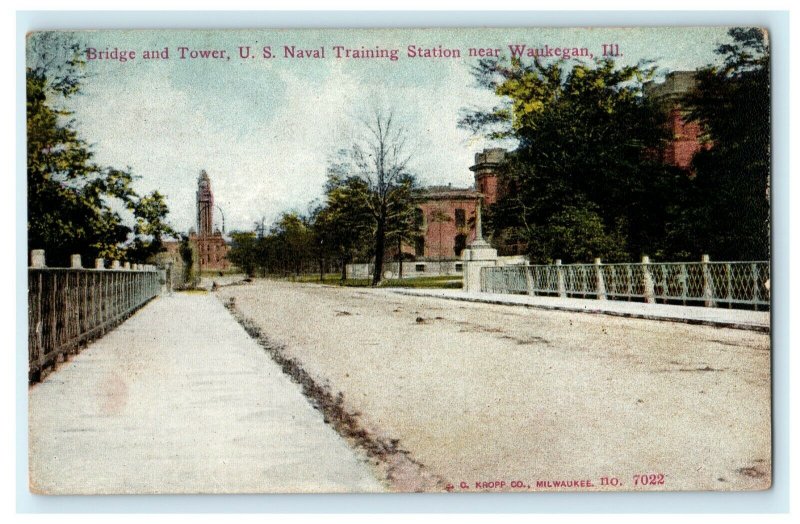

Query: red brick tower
[469,148,506,205]
[196,170,214,237]
[645,71,708,170]
[190,170,230,272]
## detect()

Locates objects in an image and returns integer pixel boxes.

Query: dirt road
[218,280,771,492]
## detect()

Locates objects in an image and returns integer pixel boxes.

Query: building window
[415,208,425,229]
[415,263,425,272]
[454,234,467,257]
[455,263,463,272]
[414,236,425,257]
[455,208,466,228]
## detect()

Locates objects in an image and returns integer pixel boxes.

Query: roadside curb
[387,289,770,333]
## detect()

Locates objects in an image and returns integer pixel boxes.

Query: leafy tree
[125,191,176,262]
[226,231,259,277]
[339,109,421,285]
[313,166,373,280]
[383,174,422,278]
[178,235,196,286]
[268,211,316,276]
[26,32,173,266]
[461,57,679,263]
[678,28,770,260]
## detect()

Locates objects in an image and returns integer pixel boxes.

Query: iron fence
[481,259,770,310]
[28,267,161,382]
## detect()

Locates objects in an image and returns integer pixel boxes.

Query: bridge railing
[480,256,770,310]
[28,251,162,382]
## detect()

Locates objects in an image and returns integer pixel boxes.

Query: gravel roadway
[218,279,772,492]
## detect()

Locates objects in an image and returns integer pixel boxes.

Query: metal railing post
[595,258,607,300]
[642,256,656,304]
[555,259,566,298]
[701,254,716,308]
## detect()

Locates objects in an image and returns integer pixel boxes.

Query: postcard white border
[12,9,791,515]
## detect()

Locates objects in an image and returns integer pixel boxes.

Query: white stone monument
[461,199,498,293]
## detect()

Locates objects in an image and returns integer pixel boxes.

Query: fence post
[595,258,607,300]
[702,254,716,308]
[555,259,566,298]
[642,256,656,304]
[31,249,46,268]
[524,265,536,296]
[70,254,82,269]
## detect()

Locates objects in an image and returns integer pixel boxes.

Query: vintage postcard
[26,26,771,494]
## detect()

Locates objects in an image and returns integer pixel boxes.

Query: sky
[30,27,735,234]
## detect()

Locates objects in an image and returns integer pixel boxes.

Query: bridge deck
[28,292,384,494]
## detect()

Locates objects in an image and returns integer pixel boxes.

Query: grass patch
[176,288,209,295]
[279,274,462,289]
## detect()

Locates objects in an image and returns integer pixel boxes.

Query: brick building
[391,148,505,263]
[189,171,231,272]
[645,71,709,170]
[161,171,231,274]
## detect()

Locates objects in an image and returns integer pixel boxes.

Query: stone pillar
[111,260,121,269]
[461,198,498,293]
[70,254,82,269]
[595,257,607,300]
[701,254,715,307]
[642,256,656,304]
[524,265,536,296]
[555,259,566,298]
[30,249,46,268]
[95,258,105,269]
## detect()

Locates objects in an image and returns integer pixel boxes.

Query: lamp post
[216,205,226,234]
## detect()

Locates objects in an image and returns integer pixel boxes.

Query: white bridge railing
[480,256,770,310]
[28,250,162,382]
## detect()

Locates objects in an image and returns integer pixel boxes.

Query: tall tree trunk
[372,216,386,286]
[397,236,403,279]
[341,255,347,282]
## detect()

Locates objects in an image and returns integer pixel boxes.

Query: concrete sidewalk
[28,293,384,494]
[386,288,770,332]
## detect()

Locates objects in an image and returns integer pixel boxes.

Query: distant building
[388,148,505,264]
[161,171,231,274]
[645,71,710,170]
[189,171,231,272]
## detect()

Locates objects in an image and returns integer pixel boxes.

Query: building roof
[644,71,698,101]
[421,185,481,201]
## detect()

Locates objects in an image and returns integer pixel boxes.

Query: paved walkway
[28,293,384,494]
[386,289,770,332]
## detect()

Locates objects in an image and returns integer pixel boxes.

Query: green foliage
[178,235,196,286]
[126,191,176,262]
[26,33,174,266]
[462,57,679,263]
[227,231,259,277]
[678,28,771,260]
[313,168,373,277]
[326,110,422,285]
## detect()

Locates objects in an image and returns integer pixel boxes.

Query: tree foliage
[313,165,374,279]
[336,109,422,284]
[677,28,771,260]
[461,57,680,263]
[27,32,174,266]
